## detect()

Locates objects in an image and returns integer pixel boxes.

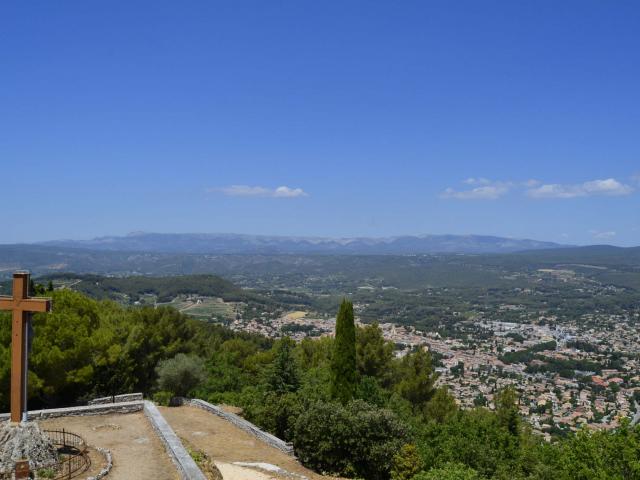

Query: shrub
[152,390,173,406]
[391,444,424,480]
[412,463,480,480]
[293,399,410,479]
[155,354,206,397]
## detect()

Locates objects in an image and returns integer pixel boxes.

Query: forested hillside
[0,288,269,410]
[1,288,638,479]
[3,245,639,291]
[41,273,243,303]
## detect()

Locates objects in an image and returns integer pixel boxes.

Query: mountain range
[40,232,568,255]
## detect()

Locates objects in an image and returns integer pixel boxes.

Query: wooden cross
[0,272,51,423]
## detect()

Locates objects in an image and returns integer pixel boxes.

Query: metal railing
[44,429,91,480]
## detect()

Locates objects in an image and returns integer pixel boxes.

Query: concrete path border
[143,401,207,480]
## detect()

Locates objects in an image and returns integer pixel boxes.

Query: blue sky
[1,1,638,246]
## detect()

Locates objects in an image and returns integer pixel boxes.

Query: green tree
[356,323,394,380]
[424,387,458,423]
[330,299,357,404]
[494,387,520,436]
[391,444,424,480]
[356,376,388,407]
[395,348,436,411]
[156,353,206,397]
[551,420,640,480]
[266,336,300,395]
[245,391,303,442]
[418,408,523,478]
[412,463,480,480]
[293,399,410,480]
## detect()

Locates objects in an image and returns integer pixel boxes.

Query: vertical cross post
[0,272,51,423]
[14,460,30,479]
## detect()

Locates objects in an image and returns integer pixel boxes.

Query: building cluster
[421,316,640,437]
[227,302,640,436]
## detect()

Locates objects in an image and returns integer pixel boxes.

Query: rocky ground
[0,422,57,473]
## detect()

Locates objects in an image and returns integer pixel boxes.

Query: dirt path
[160,406,337,480]
[41,412,179,480]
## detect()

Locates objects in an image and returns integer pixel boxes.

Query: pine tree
[395,348,436,410]
[330,299,357,404]
[495,386,521,436]
[267,336,300,395]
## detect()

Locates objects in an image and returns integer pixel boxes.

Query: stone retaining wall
[86,448,112,480]
[88,393,144,406]
[143,401,207,480]
[0,401,143,422]
[182,398,294,456]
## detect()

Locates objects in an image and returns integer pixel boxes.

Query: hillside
[2,244,639,290]
[2,289,639,480]
[40,273,243,303]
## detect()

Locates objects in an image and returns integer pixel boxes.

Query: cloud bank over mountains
[527,178,633,198]
[442,177,635,200]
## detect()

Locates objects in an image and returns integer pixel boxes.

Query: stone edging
[0,401,143,421]
[143,401,207,480]
[182,398,295,456]
[85,447,112,480]
[88,393,144,406]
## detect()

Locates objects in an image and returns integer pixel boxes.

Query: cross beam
[0,272,51,423]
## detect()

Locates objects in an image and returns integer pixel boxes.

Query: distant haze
[40,232,569,255]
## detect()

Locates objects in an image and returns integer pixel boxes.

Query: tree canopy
[2,288,639,480]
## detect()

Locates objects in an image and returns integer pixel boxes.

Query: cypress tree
[331,299,357,404]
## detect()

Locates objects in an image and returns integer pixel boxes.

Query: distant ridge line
[38,232,571,255]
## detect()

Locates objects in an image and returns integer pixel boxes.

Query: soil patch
[160,406,339,480]
[41,412,179,480]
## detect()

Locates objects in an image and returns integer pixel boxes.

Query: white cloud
[441,181,511,200]
[273,186,308,198]
[212,185,308,198]
[462,177,492,186]
[527,178,633,199]
[590,230,617,240]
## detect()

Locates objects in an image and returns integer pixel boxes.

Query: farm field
[168,296,238,320]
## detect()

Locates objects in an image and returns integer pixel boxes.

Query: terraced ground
[160,405,341,480]
[177,297,236,319]
[41,412,178,480]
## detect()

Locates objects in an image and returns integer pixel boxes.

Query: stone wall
[88,393,144,406]
[86,448,112,480]
[0,402,143,422]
